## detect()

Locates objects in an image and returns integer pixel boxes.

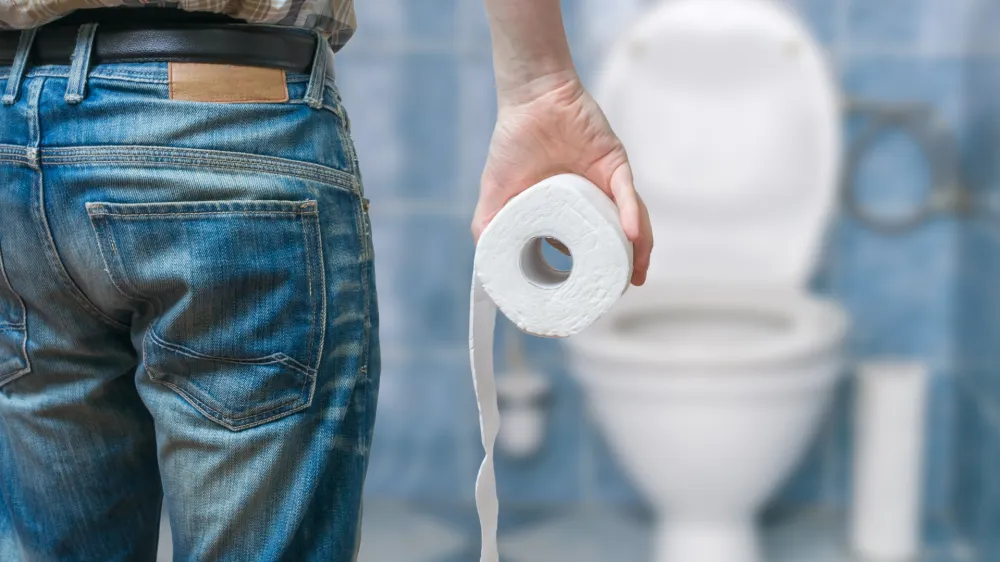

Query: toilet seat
[596,0,841,288]
[571,285,847,370]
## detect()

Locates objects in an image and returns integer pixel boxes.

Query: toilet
[565,1,848,562]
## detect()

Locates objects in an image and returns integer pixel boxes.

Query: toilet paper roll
[470,174,633,562]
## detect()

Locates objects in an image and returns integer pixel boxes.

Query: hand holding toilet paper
[470,174,634,562]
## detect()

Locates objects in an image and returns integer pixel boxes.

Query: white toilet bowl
[564,1,848,561]
[568,286,847,562]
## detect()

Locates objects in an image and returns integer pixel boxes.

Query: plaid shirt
[0,1,357,51]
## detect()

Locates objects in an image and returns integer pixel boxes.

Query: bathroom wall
[954,1,1000,559]
[334,0,992,542]
[777,0,967,522]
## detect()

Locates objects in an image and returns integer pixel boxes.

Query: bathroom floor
[350,502,970,562]
[153,502,968,561]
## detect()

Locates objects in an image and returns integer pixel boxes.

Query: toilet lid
[596,0,841,287]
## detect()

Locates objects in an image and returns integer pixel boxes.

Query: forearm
[484,0,577,105]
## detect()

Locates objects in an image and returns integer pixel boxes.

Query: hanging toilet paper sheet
[469,174,634,562]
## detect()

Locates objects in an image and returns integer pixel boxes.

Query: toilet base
[655,516,760,562]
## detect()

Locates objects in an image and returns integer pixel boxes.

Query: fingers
[630,194,653,286]
[607,162,653,286]
[608,163,641,242]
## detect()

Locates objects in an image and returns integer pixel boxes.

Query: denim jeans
[0,27,379,561]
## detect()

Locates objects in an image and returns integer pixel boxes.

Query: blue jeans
[0,28,379,561]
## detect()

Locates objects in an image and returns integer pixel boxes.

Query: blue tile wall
[791,0,837,45]
[955,0,1000,558]
[846,0,924,49]
[367,212,473,352]
[364,353,479,502]
[338,1,1000,552]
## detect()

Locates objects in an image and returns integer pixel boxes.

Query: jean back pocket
[87,199,326,431]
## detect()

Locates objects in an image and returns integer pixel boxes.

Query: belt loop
[304,31,329,110]
[2,29,38,106]
[65,23,98,104]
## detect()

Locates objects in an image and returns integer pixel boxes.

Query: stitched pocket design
[87,199,326,431]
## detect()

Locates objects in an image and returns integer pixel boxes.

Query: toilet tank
[595,0,842,288]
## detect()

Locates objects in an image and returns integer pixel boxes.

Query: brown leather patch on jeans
[168,63,289,103]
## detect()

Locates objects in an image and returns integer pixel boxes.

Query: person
[0,1,653,560]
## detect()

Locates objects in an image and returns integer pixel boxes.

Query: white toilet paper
[469,174,634,562]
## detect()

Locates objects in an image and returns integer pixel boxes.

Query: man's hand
[471,72,653,286]
[477,0,652,286]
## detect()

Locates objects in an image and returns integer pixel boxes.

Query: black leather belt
[0,9,320,74]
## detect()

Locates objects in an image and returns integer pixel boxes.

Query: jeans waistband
[0,22,336,108]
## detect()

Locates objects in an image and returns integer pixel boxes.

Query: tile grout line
[454,0,478,506]
[956,370,1000,436]
[832,0,849,74]
[842,46,975,59]
[369,199,471,217]
[575,2,597,508]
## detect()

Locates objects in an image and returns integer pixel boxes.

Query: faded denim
[0,28,379,562]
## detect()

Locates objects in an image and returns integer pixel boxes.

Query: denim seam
[300,212,325,373]
[0,245,31,382]
[42,147,342,168]
[87,213,158,307]
[150,372,312,432]
[336,111,360,178]
[0,144,30,159]
[89,73,166,84]
[87,199,318,214]
[0,69,165,83]
[85,213,152,308]
[144,335,315,430]
[40,147,344,172]
[143,327,316,430]
[356,195,372,399]
[307,215,326,408]
[26,76,128,331]
[47,158,354,193]
[32,171,130,331]
[146,329,316,377]
[0,367,31,388]
[87,211,315,218]
[42,146,357,193]
[342,121,363,194]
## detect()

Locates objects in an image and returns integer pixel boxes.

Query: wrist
[495,67,581,108]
